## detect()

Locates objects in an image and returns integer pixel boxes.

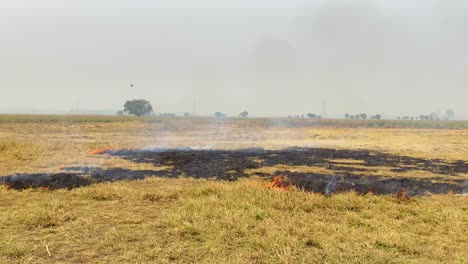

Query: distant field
[0,114,467,129]
[0,115,467,263]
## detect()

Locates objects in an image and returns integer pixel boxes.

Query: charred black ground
[1,148,467,195]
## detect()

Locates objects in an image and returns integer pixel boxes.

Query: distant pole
[320,99,328,119]
[192,85,198,115]
[192,97,197,115]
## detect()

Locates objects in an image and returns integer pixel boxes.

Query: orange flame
[393,188,410,201]
[267,175,291,191]
[88,146,119,155]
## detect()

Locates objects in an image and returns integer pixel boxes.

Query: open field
[0,115,467,263]
[0,114,467,129]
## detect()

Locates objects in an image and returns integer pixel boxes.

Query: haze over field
[1,0,467,118]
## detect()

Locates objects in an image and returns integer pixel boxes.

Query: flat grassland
[0,115,467,263]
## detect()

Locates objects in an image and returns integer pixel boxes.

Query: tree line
[397,109,454,121]
[117,99,249,118]
[117,99,455,121]
[344,113,381,120]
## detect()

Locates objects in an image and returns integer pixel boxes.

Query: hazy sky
[1,0,467,118]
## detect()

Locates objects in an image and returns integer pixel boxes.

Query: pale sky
[1,0,467,118]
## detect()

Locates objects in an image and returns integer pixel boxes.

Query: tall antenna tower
[192,97,197,116]
[191,86,198,115]
[320,99,328,119]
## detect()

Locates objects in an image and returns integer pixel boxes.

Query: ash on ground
[1,148,466,195]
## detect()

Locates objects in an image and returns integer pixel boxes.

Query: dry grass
[1,116,467,263]
[0,178,467,263]
[246,165,335,175]
[247,164,467,182]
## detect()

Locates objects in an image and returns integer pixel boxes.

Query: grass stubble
[0,116,467,263]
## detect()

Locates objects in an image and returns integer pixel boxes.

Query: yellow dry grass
[1,178,467,264]
[246,165,335,175]
[0,116,467,263]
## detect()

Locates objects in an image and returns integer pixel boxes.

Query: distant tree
[345,113,350,119]
[117,110,124,116]
[123,99,153,117]
[288,115,292,118]
[301,115,305,118]
[355,114,360,120]
[375,114,382,120]
[444,109,455,120]
[360,113,367,120]
[307,113,317,118]
[214,112,226,118]
[410,117,414,120]
[239,111,249,118]
[429,112,439,121]
[159,113,176,117]
[184,112,191,117]
[397,117,401,120]
[350,115,355,119]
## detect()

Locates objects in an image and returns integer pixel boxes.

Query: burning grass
[88,145,124,155]
[88,146,115,155]
[2,147,466,195]
[266,175,292,191]
[0,117,467,263]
